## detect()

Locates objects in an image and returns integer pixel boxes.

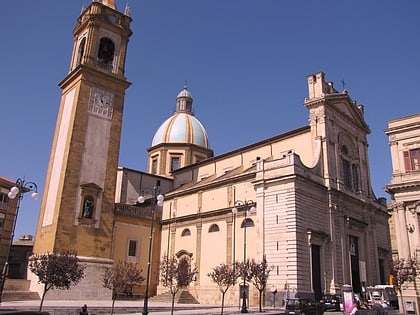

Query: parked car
[286,298,324,315]
[319,294,341,311]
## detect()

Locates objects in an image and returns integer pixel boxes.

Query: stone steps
[2,290,40,302]
[151,289,200,304]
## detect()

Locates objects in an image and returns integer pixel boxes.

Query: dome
[151,86,210,148]
[176,88,193,99]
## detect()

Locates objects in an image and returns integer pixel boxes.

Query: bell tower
[31,1,132,299]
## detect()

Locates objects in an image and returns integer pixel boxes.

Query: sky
[1,0,419,241]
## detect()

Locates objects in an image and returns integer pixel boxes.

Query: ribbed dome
[151,86,210,148]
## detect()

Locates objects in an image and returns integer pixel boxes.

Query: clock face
[89,87,114,119]
[108,15,117,24]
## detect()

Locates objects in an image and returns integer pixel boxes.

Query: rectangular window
[151,159,157,175]
[0,214,4,233]
[342,159,351,188]
[404,149,420,171]
[171,157,180,172]
[0,193,8,211]
[128,240,137,257]
[352,165,359,191]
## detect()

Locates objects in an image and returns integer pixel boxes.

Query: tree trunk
[221,292,225,315]
[111,295,117,315]
[259,289,263,312]
[399,292,405,315]
[39,288,48,311]
[171,292,176,315]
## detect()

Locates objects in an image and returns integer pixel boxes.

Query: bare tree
[394,257,418,287]
[159,255,197,315]
[29,251,85,311]
[248,256,272,312]
[393,256,419,314]
[208,262,241,315]
[102,260,145,315]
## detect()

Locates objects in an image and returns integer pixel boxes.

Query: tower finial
[100,0,116,10]
[124,3,131,16]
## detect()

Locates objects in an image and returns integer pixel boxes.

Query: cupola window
[170,156,180,172]
[151,159,158,175]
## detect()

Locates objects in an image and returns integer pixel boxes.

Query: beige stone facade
[150,72,392,306]
[30,2,132,300]
[28,1,393,307]
[385,114,420,313]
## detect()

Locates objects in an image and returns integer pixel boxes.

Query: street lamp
[232,199,256,313]
[137,180,164,315]
[0,178,38,302]
[232,207,238,261]
[232,206,237,308]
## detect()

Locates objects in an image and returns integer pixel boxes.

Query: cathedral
[28,0,392,307]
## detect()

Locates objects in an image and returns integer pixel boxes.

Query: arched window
[181,228,191,237]
[76,37,86,66]
[341,145,352,188]
[240,218,254,228]
[97,37,115,70]
[341,144,360,191]
[208,224,220,233]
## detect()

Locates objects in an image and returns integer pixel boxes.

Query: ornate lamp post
[137,180,164,315]
[0,178,38,302]
[232,199,256,313]
[232,206,238,309]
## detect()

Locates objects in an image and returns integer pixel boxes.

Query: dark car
[286,298,324,315]
[319,294,341,311]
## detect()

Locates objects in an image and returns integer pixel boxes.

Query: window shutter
[403,151,411,171]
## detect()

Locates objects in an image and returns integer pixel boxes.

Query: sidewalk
[0,299,285,315]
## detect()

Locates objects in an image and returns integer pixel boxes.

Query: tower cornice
[59,65,131,91]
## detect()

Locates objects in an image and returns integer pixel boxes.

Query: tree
[394,257,418,287]
[29,251,85,311]
[248,256,272,312]
[208,262,241,315]
[159,255,198,315]
[102,260,145,315]
[393,256,419,315]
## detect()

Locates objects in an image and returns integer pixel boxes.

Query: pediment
[329,98,370,133]
[80,182,103,191]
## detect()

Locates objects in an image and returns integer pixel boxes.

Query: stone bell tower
[31,0,132,299]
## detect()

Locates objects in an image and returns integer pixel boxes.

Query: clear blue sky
[1,1,418,241]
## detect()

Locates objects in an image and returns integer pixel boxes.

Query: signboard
[360,261,367,282]
[343,290,354,313]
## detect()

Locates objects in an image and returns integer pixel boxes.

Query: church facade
[29,0,392,306]
[145,72,392,306]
